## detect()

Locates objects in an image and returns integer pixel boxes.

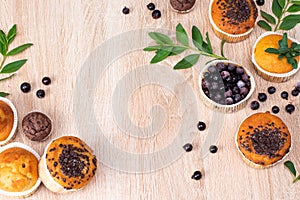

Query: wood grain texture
[0,0,300,199]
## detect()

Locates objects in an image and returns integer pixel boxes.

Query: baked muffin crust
[0,100,14,141]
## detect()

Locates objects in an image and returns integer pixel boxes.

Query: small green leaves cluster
[265,33,300,69]
[144,23,227,70]
[258,0,300,31]
[0,24,33,97]
[284,160,300,183]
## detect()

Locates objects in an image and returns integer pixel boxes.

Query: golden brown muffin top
[0,100,14,141]
[237,112,291,167]
[0,147,38,192]
[211,0,258,35]
[45,136,97,190]
[254,34,300,74]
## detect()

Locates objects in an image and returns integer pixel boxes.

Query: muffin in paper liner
[199,60,256,113]
[208,0,258,43]
[0,97,18,146]
[39,135,97,194]
[0,142,41,197]
[169,0,197,14]
[252,32,300,82]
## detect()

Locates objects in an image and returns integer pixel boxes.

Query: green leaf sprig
[144,23,227,70]
[0,24,33,96]
[265,33,300,69]
[258,0,300,31]
[284,160,300,183]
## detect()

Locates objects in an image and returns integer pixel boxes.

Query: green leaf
[176,23,189,46]
[279,19,300,30]
[292,61,298,69]
[6,43,33,56]
[293,175,300,183]
[278,54,286,59]
[272,0,283,18]
[287,4,300,12]
[0,30,7,47]
[0,59,27,73]
[143,45,162,51]
[0,74,15,82]
[0,92,9,97]
[169,46,187,56]
[150,47,172,63]
[278,0,286,8]
[283,14,300,21]
[148,32,173,45]
[257,20,272,31]
[278,48,290,54]
[221,40,226,57]
[295,44,300,51]
[192,26,203,50]
[291,0,300,6]
[278,33,288,48]
[261,10,276,25]
[7,24,16,44]
[0,42,4,55]
[173,54,200,70]
[265,48,280,54]
[285,161,297,177]
[204,32,213,54]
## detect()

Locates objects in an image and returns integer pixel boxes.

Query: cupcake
[209,0,258,42]
[0,142,41,197]
[252,32,300,82]
[39,136,97,193]
[170,0,196,13]
[22,112,52,141]
[199,60,255,113]
[236,112,291,168]
[0,97,18,146]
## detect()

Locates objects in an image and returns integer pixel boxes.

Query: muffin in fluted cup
[39,136,97,193]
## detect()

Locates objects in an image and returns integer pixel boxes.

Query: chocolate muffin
[22,112,52,141]
[170,0,196,13]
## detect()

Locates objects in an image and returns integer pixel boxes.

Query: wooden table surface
[1,0,300,199]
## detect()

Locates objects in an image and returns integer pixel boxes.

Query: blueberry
[281,91,288,100]
[285,104,295,114]
[226,97,234,105]
[272,106,280,114]
[20,82,31,93]
[267,86,276,94]
[147,3,155,10]
[36,89,45,98]
[152,10,161,19]
[197,121,206,131]
[183,143,193,152]
[250,101,260,110]
[209,145,218,153]
[191,171,202,180]
[258,93,267,102]
[256,0,265,6]
[42,77,51,85]
[122,7,130,14]
[292,89,299,96]
[236,67,244,75]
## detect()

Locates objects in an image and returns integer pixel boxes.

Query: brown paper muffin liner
[208,0,256,43]
[251,32,300,83]
[235,114,292,169]
[199,60,256,113]
[0,97,18,146]
[0,142,41,197]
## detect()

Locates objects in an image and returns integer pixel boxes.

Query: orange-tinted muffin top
[237,112,291,167]
[254,34,300,74]
[0,100,14,141]
[0,147,38,192]
[45,136,97,190]
[211,0,258,35]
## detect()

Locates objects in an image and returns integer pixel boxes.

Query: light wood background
[0,0,300,199]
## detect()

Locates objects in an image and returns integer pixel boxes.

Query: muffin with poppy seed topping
[39,136,97,193]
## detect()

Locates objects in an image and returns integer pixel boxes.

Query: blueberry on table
[36,89,45,98]
[147,3,155,10]
[209,145,218,153]
[267,86,276,94]
[291,89,299,97]
[272,106,280,114]
[152,10,161,19]
[197,121,206,131]
[258,93,267,102]
[256,0,264,6]
[191,171,202,180]
[281,91,288,100]
[20,82,31,93]
[183,143,193,152]
[250,101,260,110]
[42,77,51,85]
[122,7,130,14]
[285,104,295,114]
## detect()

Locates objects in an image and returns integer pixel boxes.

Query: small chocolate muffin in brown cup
[170,0,196,13]
[22,112,52,142]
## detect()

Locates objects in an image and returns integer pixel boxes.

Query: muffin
[252,32,300,82]
[199,60,255,113]
[209,0,258,42]
[0,142,41,197]
[170,0,196,13]
[22,112,52,141]
[236,112,291,168]
[39,136,97,193]
[0,97,18,146]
